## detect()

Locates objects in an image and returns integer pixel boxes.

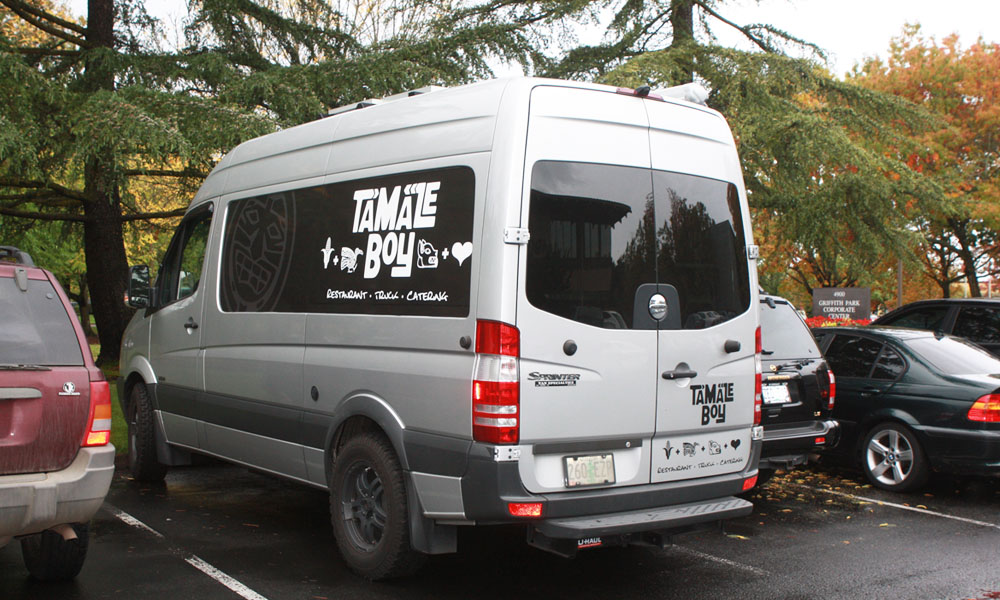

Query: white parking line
[105,504,272,600]
[795,485,1000,531]
[673,546,770,577]
[184,556,270,600]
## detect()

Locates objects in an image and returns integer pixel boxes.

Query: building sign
[811,287,871,320]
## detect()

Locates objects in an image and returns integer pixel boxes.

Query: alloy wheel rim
[866,429,914,486]
[340,462,387,551]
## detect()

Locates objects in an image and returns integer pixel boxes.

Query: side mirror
[127,265,151,308]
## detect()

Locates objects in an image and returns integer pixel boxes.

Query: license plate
[564,454,615,488]
[762,383,792,404]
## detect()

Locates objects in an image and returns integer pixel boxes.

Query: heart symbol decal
[730,439,741,449]
[451,242,473,266]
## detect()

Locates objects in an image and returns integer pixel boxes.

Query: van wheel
[20,523,89,581]
[330,432,424,579]
[128,384,168,482]
[862,423,928,492]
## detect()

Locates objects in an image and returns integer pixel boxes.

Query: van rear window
[527,161,750,330]
[219,166,475,317]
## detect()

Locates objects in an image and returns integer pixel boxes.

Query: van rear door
[516,86,659,493]
[646,101,756,482]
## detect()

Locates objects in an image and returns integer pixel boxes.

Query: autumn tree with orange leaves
[854,26,1000,297]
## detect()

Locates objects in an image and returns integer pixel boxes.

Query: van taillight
[754,326,762,426]
[83,380,112,447]
[967,394,1000,422]
[473,320,520,444]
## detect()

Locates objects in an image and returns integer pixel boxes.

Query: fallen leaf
[878,523,896,528]
[727,534,749,540]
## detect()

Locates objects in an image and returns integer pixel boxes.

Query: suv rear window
[526,161,750,330]
[1,276,84,366]
[760,300,821,359]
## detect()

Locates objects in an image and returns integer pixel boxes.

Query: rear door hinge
[746,245,759,260]
[504,227,530,245]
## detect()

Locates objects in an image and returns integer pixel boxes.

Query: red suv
[0,247,115,580]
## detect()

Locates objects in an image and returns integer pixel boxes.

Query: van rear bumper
[459,440,760,523]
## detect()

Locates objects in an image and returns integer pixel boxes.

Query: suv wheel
[330,432,424,579]
[20,523,89,581]
[862,423,928,492]
[128,384,168,482]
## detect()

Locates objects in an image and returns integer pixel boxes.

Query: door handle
[184,317,199,330]
[662,368,697,380]
[860,386,880,396]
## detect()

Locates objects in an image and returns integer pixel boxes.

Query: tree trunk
[950,218,982,297]
[82,0,128,367]
[669,0,695,83]
[78,272,94,339]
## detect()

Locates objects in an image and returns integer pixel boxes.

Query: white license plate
[762,383,792,404]
[564,454,615,488]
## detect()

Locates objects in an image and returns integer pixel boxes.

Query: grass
[91,343,128,455]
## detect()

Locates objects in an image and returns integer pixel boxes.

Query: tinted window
[654,171,750,329]
[907,336,1000,375]
[880,306,948,330]
[872,346,905,380]
[0,277,83,366]
[953,306,1000,344]
[760,300,821,359]
[158,209,213,306]
[824,335,883,378]
[220,167,475,317]
[527,162,655,329]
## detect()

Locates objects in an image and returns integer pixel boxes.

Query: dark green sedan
[812,326,1000,492]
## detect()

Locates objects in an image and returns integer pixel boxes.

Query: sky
[66,0,1000,78]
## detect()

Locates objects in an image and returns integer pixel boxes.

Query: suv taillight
[754,326,762,426]
[83,380,112,447]
[473,320,520,444]
[819,368,836,411]
[968,394,1000,422]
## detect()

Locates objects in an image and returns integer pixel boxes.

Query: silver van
[120,77,763,579]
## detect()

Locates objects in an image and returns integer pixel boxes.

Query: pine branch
[0,178,88,203]
[0,207,86,222]
[690,0,773,53]
[122,168,209,178]
[0,0,90,48]
[13,46,82,57]
[0,0,87,36]
[121,208,187,222]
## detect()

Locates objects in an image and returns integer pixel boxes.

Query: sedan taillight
[968,394,1000,423]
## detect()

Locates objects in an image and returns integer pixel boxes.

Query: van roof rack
[0,246,34,266]
[327,85,446,117]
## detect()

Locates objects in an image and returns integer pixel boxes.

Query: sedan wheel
[863,423,928,492]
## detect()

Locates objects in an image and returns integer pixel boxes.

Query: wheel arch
[324,392,409,487]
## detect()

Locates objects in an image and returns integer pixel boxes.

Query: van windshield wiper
[0,364,52,371]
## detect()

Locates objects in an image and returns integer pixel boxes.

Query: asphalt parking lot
[3,459,999,600]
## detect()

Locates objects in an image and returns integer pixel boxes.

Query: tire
[128,383,168,482]
[330,432,424,580]
[862,423,929,492]
[20,523,89,581]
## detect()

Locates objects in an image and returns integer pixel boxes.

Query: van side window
[527,161,656,329]
[157,210,213,306]
[219,166,475,316]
